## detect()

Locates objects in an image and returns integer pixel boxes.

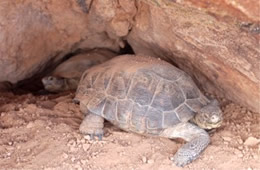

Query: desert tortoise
[42,49,117,92]
[74,55,223,166]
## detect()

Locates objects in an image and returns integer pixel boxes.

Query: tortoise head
[193,99,223,130]
[42,76,65,92]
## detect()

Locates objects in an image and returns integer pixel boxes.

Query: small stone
[238,146,243,150]
[253,154,258,160]
[222,136,232,142]
[238,153,243,158]
[80,139,86,144]
[63,153,69,159]
[238,139,243,144]
[70,146,78,153]
[244,137,260,146]
[82,143,90,151]
[40,100,57,109]
[80,159,88,165]
[224,142,229,145]
[142,156,147,163]
[84,135,91,140]
[26,122,34,128]
[147,159,154,164]
[71,157,76,162]
[247,168,252,170]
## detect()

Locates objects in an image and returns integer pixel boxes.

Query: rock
[222,136,232,142]
[80,159,88,165]
[238,153,244,158]
[176,0,260,22]
[244,137,260,146]
[142,156,147,163]
[26,122,34,129]
[82,143,90,152]
[238,139,244,145]
[127,1,260,113]
[147,159,154,164]
[0,0,127,84]
[62,153,69,159]
[83,135,91,141]
[39,100,57,110]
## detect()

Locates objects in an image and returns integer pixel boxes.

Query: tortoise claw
[87,133,103,141]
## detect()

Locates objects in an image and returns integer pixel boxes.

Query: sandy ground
[0,91,259,170]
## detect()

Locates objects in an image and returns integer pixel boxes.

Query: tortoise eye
[211,115,219,123]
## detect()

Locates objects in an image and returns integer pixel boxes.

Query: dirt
[0,91,259,170]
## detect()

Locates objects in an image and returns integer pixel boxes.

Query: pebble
[224,142,229,145]
[244,137,260,146]
[26,122,34,128]
[71,157,76,162]
[82,143,90,151]
[80,159,88,165]
[142,156,147,163]
[238,146,243,150]
[40,100,57,109]
[222,136,232,142]
[238,153,243,158]
[84,135,91,140]
[80,139,86,144]
[238,139,243,144]
[62,153,69,159]
[70,146,78,153]
[253,154,258,160]
[147,159,154,164]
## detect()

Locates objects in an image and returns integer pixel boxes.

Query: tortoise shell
[75,55,209,135]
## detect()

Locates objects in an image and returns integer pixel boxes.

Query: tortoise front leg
[80,113,104,140]
[160,122,210,167]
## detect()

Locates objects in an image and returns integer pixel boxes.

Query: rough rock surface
[0,0,135,84]
[177,0,260,22]
[127,1,260,113]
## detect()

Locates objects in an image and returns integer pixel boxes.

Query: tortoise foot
[172,150,193,167]
[79,113,104,140]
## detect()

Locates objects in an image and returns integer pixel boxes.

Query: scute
[87,92,106,115]
[102,97,117,122]
[163,111,181,127]
[176,75,201,99]
[146,107,163,130]
[131,104,148,133]
[128,71,159,105]
[117,100,134,124]
[185,99,205,112]
[151,80,185,111]
[91,68,112,91]
[107,71,132,99]
[175,104,195,122]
